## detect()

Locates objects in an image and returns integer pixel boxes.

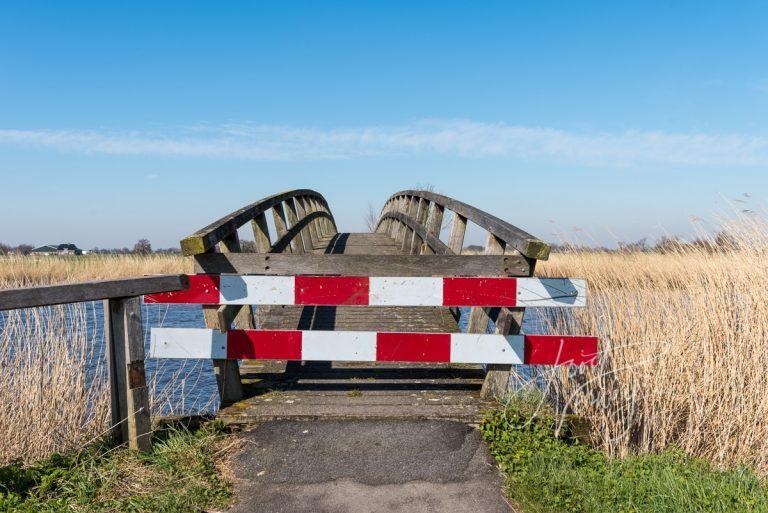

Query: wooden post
[400,196,418,253]
[105,297,152,452]
[298,197,320,249]
[203,235,247,404]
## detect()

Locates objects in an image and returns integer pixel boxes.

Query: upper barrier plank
[144,275,587,307]
[193,253,529,276]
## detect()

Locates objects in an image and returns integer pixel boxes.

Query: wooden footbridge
[0,188,596,452]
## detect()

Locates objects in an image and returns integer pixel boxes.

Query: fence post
[105,297,152,453]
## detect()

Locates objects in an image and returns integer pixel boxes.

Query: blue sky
[1,1,766,248]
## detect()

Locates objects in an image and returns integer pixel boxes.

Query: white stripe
[369,277,443,306]
[449,333,525,364]
[517,278,587,307]
[302,331,377,361]
[150,328,227,359]
[219,275,295,305]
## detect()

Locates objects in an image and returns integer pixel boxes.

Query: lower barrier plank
[149,328,598,366]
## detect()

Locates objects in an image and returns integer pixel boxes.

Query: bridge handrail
[180,189,337,256]
[376,190,550,260]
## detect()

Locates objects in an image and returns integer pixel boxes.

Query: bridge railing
[180,189,338,257]
[179,189,339,402]
[376,190,552,397]
[0,275,190,453]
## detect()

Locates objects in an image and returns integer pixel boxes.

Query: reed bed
[0,254,210,466]
[0,254,189,288]
[533,213,768,473]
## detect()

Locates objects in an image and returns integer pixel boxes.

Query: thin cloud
[0,119,767,166]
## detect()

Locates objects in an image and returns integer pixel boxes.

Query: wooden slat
[193,253,529,276]
[422,203,445,255]
[0,275,189,311]
[283,198,305,254]
[448,214,468,254]
[250,212,271,253]
[379,189,551,260]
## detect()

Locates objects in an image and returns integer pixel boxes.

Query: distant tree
[15,244,33,255]
[133,239,152,254]
[0,243,11,255]
[364,203,380,232]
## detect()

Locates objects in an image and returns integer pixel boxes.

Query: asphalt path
[226,419,513,513]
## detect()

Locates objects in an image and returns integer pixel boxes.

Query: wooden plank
[180,189,327,255]
[106,297,151,452]
[422,204,445,255]
[283,198,306,254]
[0,275,188,311]
[271,202,290,253]
[293,196,315,252]
[297,196,320,248]
[193,253,529,276]
[204,305,244,403]
[448,214,468,254]
[382,190,551,260]
[250,212,271,253]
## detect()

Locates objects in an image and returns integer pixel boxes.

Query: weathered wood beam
[193,253,530,276]
[0,275,189,311]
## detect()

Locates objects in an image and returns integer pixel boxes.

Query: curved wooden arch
[378,211,452,255]
[376,190,550,260]
[180,189,337,256]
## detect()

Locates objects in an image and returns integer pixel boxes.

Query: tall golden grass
[0,253,189,288]
[534,213,768,473]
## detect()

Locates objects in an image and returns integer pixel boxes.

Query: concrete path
[227,420,513,513]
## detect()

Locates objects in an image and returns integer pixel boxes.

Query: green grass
[0,423,232,513]
[480,402,768,513]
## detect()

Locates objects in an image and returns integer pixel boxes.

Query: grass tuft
[480,402,768,513]
[0,423,233,513]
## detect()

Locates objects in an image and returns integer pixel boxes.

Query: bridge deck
[217,232,496,424]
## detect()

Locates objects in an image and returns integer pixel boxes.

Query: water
[1,303,546,416]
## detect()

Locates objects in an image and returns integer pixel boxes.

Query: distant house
[31,243,83,256]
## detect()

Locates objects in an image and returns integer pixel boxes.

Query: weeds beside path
[481,405,768,513]
[0,423,233,513]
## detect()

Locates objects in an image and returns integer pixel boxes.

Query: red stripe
[295,276,370,305]
[442,277,517,306]
[524,335,598,365]
[376,332,451,362]
[144,274,220,304]
[226,330,303,360]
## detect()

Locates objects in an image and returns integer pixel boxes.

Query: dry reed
[532,212,768,472]
[0,255,206,466]
[0,254,189,288]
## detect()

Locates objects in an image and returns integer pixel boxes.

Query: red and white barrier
[144,275,586,307]
[149,328,598,366]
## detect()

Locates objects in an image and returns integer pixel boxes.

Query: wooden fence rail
[0,275,190,453]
